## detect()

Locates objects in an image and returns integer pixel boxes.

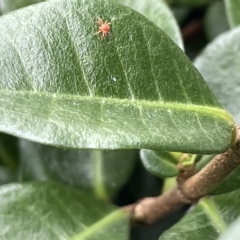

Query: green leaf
[204,1,230,41]
[160,189,240,240]
[0,181,129,240]
[224,0,240,28]
[0,0,44,15]
[140,150,180,177]
[0,0,236,153]
[18,139,137,199]
[219,217,240,240]
[114,0,184,49]
[195,26,240,124]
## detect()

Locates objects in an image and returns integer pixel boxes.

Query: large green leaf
[114,0,183,49]
[195,26,240,124]
[160,189,240,240]
[19,139,137,199]
[0,0,44,15]
[0,182,129,240]
[0,0,236,153]
[224,0,240,28]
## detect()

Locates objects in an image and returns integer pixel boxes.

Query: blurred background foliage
[0,0,240,239]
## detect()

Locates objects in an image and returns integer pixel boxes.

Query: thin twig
[124,126,240,224]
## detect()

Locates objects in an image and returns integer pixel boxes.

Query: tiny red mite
[96,17,111,39]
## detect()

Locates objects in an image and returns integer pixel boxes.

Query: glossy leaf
[160,189,240,240]
[224,0,240,28]
[114,0,183,49]
[204,1,229,41]
[0,182,129,240]
[19,139,137,200]
[0,0,44,14]
[0,0,236,153]
[195,26,240,124]
[140,150,181,177]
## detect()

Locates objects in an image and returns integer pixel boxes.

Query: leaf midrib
[0,90,232,122]
[69,209,127,240]
[199,197,227,234]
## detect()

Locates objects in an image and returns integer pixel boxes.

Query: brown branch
[182,126,240,200]
[124,126,240,225]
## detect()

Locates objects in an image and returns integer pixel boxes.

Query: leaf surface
[19,139,137,199]
[160,189,240,240]
[0,181,129,240]
[140,150,180,177]
[224,0,240,27]
[195,26,240,124]
[115,0,183,49]
[0,0,236,153]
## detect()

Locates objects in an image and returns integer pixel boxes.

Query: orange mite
[96,17,111,39]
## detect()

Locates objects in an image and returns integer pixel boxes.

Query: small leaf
[114,0,183,49]
[0,182,129,240]
[19,139,137,200]
[140,150,180,177]
[0,0,44,14]
[204,1,229,41]
[0,0,236,153]
[160,189,240,240]
[195,26,240,124]
[224,0,240,28]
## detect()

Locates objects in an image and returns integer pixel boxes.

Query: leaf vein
[140,24,162,101]
[60,11,94,97]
